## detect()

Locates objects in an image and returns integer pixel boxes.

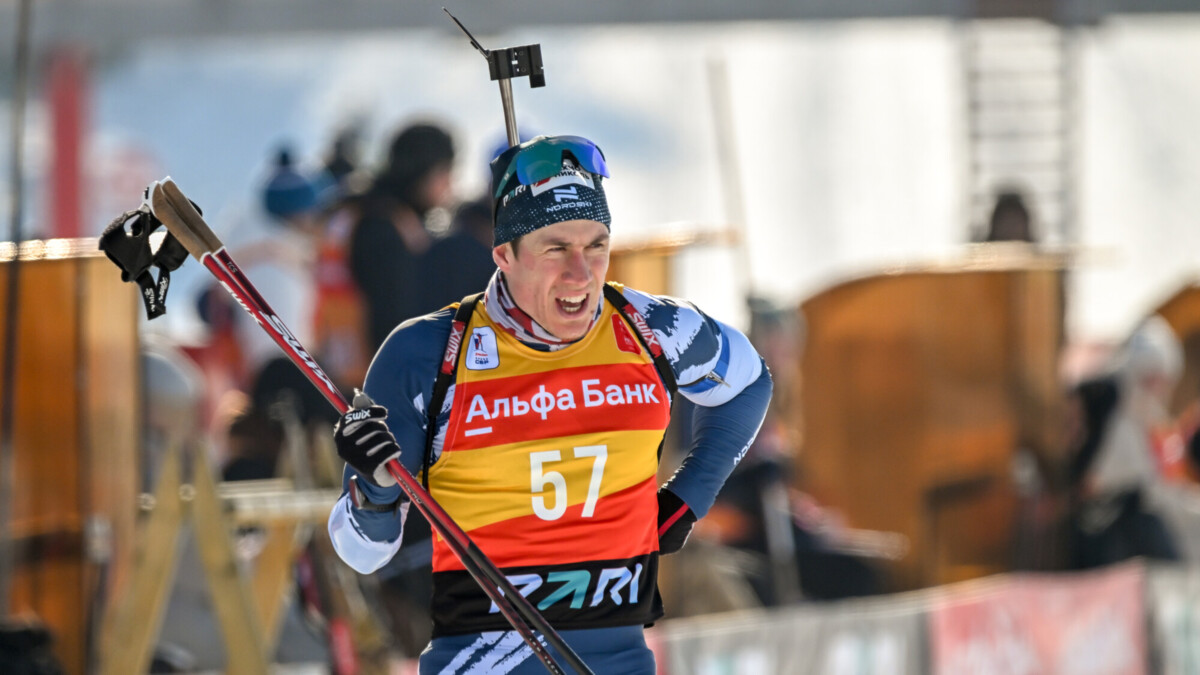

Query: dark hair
[369,123,455,215]
[985,191,1034,243]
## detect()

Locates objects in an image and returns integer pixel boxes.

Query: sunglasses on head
[493,135,609,200]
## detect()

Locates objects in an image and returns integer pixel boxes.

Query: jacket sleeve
[327,309,454,573]
[621,287,773,517]
[670,366,772,517]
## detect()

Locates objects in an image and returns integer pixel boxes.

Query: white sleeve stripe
[679,320,762,407]
[327,495,405,574]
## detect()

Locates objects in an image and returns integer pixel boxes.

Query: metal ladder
[962,17,1078,245]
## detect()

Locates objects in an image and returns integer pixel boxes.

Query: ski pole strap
[98,207,190,319]
[602,283,678,396]
[422,292,484,489]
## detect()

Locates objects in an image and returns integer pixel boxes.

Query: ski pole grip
[159,178,223,252]
[149,180,210,260]
[352,388,375,409]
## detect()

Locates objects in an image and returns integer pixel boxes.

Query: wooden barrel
[0,240,140,674]
[796,248,1068,590]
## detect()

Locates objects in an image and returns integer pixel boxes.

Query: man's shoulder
[611,285,713,337]
[610,284,764,403]
[609,284,722,370]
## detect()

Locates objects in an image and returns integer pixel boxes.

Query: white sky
[1,16,1199,343]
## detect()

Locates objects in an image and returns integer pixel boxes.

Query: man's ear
[493,243,514,273]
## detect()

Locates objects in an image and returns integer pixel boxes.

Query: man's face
[493,219,611,341]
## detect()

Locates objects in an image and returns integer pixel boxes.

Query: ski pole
[148,178,594,675]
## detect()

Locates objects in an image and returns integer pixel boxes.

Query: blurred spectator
[313,132,372,394]
[246,149,339,424]
[349,122,456,352]
[980,189,1036,243]
[343,122,455,656]
[415,132,531,312]
[419,197,496,312]
[323,126,363,186]
[1070,315,1185,567]
[205,146,336,477]
[222,395,287,481]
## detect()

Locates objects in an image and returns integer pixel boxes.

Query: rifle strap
[602,283,678,397]
[421,293,483,488]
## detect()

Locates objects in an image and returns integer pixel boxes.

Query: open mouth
[556,294,588,315]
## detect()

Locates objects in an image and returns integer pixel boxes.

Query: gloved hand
[334,390,404,491]
[657,488,697,555]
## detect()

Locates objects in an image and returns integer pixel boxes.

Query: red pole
[47,48,88,240]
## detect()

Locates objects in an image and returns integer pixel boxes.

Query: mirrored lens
[555,136,609,178]
[494,137,609,199]
[514,150,568,186]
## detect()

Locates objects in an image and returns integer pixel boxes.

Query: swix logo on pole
[264,313,337,394]
[443,321,466,375]
[620,303,662,358]
[215,262,337,396]
[219,279,260,326]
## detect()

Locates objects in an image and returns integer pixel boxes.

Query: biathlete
[329,134,773,674]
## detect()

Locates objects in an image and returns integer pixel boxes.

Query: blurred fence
[651,560,1200,675]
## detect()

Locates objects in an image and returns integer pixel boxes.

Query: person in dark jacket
[349,123,456,353]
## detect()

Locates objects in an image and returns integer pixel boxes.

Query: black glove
[98,206,189,320]
[334,391,404,490]
[657,488,697,555]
